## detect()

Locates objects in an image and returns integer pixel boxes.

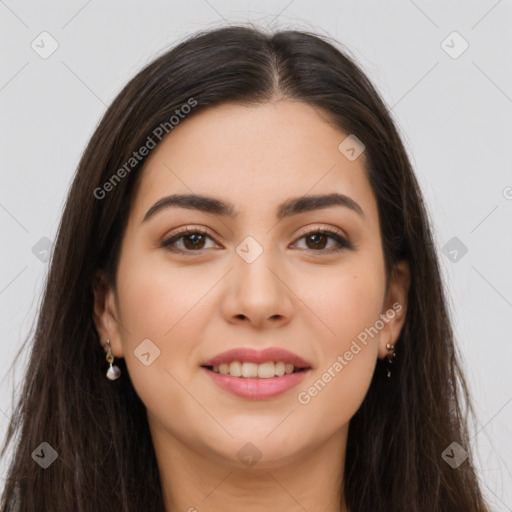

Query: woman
[0,25,490,511]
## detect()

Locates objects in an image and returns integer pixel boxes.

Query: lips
[201,347,312,400]
[201,347,312,369]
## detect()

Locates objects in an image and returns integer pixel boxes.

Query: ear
[377,260,410,359]
[93,272,125,358]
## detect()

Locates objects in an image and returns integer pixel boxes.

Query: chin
[199,428,313,469]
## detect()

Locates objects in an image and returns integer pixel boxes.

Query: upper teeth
[213,361,296,378]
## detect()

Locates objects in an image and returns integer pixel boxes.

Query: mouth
[202,361,308,378]
[200,347,312,399]
[201,347,312,376]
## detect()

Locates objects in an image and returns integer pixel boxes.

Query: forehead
[131,100,377,224]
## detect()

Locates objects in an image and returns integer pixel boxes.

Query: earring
[104,340,121,380]
[386,343,396,378]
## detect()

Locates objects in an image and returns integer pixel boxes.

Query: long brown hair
[1,24,490,511]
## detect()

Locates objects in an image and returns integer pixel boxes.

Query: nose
[221,250,294,329]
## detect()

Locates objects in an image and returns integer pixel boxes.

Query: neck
[149,420,350,512]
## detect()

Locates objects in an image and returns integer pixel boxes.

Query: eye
[293,228,353,253]
[161,227,218,252]
[161,227,353,254]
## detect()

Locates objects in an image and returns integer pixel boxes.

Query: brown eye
[182,233,207,250]
[294,229,352,253]
[305,232,329,250]
[161,228,217,252]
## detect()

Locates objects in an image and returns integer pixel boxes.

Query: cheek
[116,247,210,340]
[291,256,384,426]
[113,250,209,404]
[298,258,385,355]
[294,343,376,441]
[293,298,380,438]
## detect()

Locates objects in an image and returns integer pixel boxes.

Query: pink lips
[201,347,311,369]
[201,347,312,400]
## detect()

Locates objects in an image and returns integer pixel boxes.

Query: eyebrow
[142,192,365,223]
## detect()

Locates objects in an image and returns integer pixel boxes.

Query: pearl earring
[104,340,121,380]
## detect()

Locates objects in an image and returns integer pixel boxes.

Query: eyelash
[160,226,353,254]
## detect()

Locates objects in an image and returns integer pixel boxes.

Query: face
[94,100,409,469]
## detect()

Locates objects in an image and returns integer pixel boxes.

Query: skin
[94,99,410,512]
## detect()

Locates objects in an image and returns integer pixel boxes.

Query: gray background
[1,0,511,508]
